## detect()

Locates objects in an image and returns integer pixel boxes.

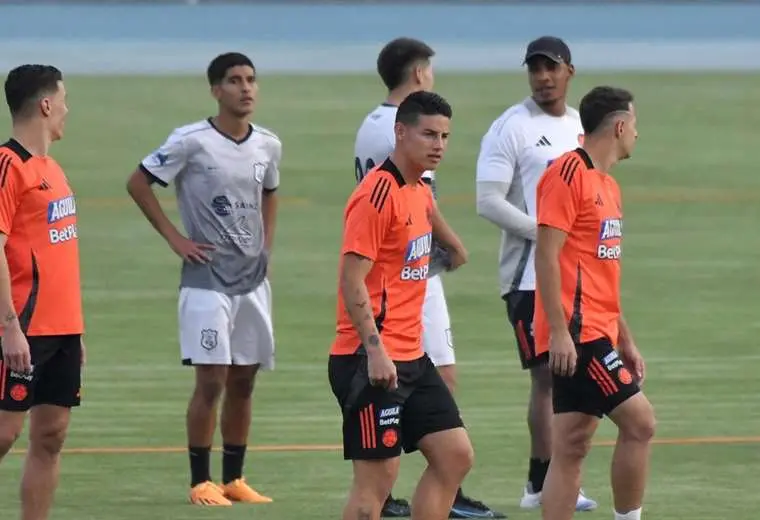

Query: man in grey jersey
[126,52,280,507]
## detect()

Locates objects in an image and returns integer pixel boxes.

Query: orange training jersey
[533,148,622,352]
[331,158,434,362]
[0,139,83,336]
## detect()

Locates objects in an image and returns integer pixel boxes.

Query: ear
[412,64,425,86]
[614,119,625,138]
[567,63,576,78]
[40,97,52,117]
[394,121,406,141]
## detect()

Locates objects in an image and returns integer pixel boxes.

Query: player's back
[332,159,434,362]
[533,148,623,350]
[0,139,82,336]
[477,96,584,295]
[354,103,397,183]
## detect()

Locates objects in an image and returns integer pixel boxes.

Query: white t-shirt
[476,97,584,295]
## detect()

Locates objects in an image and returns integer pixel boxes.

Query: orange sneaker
[221,478,273,504]
[189,481,233,506]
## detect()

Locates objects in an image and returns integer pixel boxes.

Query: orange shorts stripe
[587,358,618,396]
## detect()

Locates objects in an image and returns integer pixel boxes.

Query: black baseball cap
[523,36,572,65]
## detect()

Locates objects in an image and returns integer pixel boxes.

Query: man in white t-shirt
[475,36,598,512]
[354,37,505,520]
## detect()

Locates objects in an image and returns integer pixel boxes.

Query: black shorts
[328,352,464,460]
[0,334,82,412]
[504,290,547,369]
[552,337,640,418]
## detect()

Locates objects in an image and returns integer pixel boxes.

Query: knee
[0,422,22,456]
[435,438,474,484]
[554,428,592,461]
[352,460,398,508]
[30,427,67,458]
[621,402,656,443]
[226,370,256,399]
[194,378,225,407]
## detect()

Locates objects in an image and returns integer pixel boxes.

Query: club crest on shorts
[200,329,218,351]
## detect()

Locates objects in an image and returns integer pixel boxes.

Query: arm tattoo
[3,310,16,324]
[367,334,380,348]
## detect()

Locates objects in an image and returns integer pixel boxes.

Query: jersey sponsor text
[47,195,76,224]
[405,232,432,264]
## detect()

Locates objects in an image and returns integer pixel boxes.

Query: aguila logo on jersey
[599,218,622,241]
[597,218,623,260]
[401,232,432,281]
[404,232,432,264]
[47,196,76,223]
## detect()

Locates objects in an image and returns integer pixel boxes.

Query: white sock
[614,507,642,520]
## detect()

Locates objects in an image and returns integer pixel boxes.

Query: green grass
[0,71,759,519]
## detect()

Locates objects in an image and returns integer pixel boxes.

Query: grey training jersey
[140,118,281,296]
[354,103,450,275]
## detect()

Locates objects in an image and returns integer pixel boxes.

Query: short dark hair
[207,52,255,85]
[377,37,435,91]
[4,64,63,118]
[396,91,452,126]
[579,86,635,135]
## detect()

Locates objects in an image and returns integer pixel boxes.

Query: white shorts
[422,274,455,367]
[178,280,275,370]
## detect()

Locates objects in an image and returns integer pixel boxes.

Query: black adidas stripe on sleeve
[369,177,392,212]
[0,153,12,188]
[558,156,580,186]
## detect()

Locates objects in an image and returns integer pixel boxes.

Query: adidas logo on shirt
[535,136,552,147]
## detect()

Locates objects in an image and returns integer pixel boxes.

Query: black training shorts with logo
[552,337,641,418]
[328,351,464,460]
[0,334,82,412]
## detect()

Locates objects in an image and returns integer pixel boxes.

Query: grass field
[0,71,759,519]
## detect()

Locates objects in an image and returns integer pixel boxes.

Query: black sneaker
[450,492,506,518]
[382,495,411,517]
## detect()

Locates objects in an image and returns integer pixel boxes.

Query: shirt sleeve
[0,158,24,235]
[536,157,583,233]
[139,129,189,187]
[341,177,394,262]
[475,116,522,184]
[263,138,281,192]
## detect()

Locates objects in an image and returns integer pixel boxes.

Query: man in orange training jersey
[329,91,474,520]
[0,64,85,520]
[533,86,656,520]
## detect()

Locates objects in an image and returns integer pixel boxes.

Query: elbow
[339,267,357,298]
[126,170,144,198]
[475,196,496,221]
